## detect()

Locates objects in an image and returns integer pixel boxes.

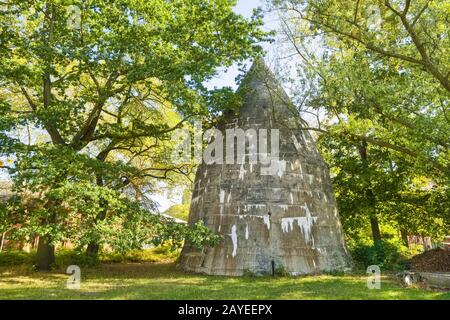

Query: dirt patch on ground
[410,248,450,272]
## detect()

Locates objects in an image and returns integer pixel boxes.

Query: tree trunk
[85,174,107,257]
[35,200,58,270]
[0,232,6,252]
[85,203,108,256]
[400,228,409,247]
[84,148,130,257]
[36,236,55,271]
[370,216,382,244]
[359,141,382,244]
[86,242,101,256]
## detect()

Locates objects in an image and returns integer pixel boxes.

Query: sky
[205,0,279,91]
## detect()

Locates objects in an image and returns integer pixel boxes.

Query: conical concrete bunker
[179,60,352,276]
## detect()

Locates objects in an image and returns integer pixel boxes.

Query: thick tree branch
[70,72,123,150]
[411,1,430,27]
[19,86,65,145]
[302,125,447,173]
[283,5,450,93]
[90,116,191,142]
[385,1,450,93]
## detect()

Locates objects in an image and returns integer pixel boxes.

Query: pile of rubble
[410,248,450,272]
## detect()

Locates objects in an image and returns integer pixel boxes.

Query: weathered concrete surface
[179,60,352,276]
[420,272,450,289]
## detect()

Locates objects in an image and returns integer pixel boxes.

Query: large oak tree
[0,0,269,269]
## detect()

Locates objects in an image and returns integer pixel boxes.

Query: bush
[101,247,180,264]
[0,250,35,266]
[0,249,100,268]
[274,265,290,277]
[55,249,99,268]
[0,247,179,268]
[350,240,407,271]
[152,243,173,255]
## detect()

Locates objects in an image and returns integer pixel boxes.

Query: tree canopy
[271,0,449,246]
[0,0,269,269]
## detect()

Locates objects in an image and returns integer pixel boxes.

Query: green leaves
[152,220,222,252]
[272,0,449,245]
[0,0,264,257]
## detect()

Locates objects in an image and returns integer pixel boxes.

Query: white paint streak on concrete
[246,204,266,210]
[233,214,264,219]
[219,189,226,214]
[276,204,289,211]
[276,160,287,178]
[299,205,318,246]
[219,189,225,204]
[292,134,302,152]
[281,218,296,233]
[229,225,238,257]
[289,193,294,204]
[280,205,318,246]
[239,164,246,180]
[263,214,271,230]
[245,224,249,240]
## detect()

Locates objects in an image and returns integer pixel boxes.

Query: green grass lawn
[0,262,448,300]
